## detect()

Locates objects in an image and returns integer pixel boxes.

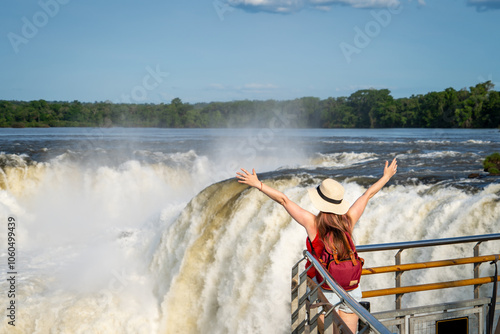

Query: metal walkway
[291,233,500,334]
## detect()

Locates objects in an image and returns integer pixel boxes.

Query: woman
[236,158,397,333]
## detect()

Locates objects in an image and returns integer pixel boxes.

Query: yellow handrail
[362,275,500,298]
[361,254,499,275]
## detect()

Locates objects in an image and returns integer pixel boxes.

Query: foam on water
[310,152,379,168]
[0,152,214,333]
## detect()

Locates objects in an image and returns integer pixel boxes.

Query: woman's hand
[347,157,398,226]
[236,168,261,189]
[383,158,398,179]
[237,167,316,235]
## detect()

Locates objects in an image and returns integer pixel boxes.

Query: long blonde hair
[315,212,353,259]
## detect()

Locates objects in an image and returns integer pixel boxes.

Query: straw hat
[308,179,350,215]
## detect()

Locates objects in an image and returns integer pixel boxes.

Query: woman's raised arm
[236,168,316,237]
[347,158,398,226]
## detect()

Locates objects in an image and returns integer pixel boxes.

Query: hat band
[316,186,343,205]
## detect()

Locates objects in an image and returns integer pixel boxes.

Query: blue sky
[1,0,499,104]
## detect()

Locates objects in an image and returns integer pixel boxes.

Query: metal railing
[292,233,500,334]
[357,233,500,309]
[291,251,394,334]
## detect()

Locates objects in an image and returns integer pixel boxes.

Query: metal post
[323,310,334,334]
[395,249,403,310]
[297,275,308,333]
[292,261,309,333]
[307,279,319,334]
[291,263,300,332]
[358,301,371,333]
[474,242,482,299]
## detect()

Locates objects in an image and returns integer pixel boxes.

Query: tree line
[1,81,498,129]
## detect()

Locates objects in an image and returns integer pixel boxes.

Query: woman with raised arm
[236,158,397,333]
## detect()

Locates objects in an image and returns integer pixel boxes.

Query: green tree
[347,89,393,128]
[482,90,500,127]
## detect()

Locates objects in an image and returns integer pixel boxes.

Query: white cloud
[226,0,500,13]
[227,0,305,13]
[224,0,500,13]
[407,0,425,5]
[226,0,408,13]
[310,0,400,9]
[467,0,500,11]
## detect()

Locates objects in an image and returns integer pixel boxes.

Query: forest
[0,81,498,129]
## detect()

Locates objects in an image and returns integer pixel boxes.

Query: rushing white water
[0,128,499,333]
